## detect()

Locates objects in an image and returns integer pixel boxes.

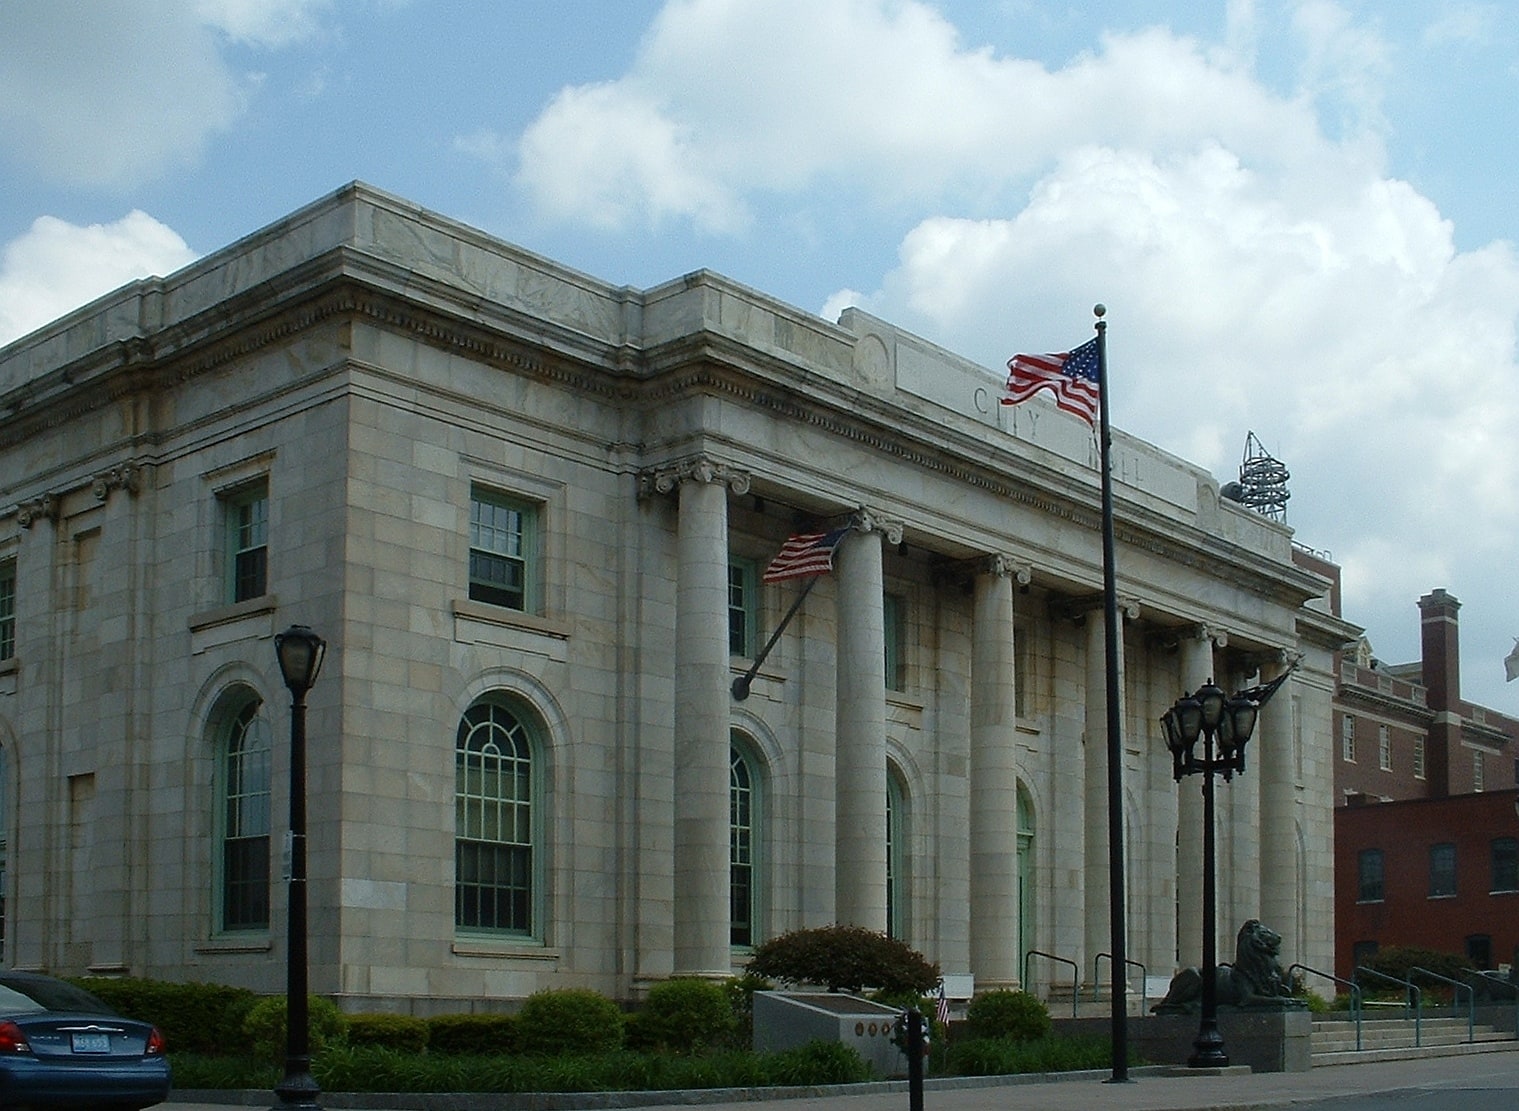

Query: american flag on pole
[1002,336,1101,426]
[935,981,950,1028]
[1506,639,1519,683]
[762,529,848,583]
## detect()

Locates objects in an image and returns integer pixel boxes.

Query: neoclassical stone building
[0,183,1355,1011]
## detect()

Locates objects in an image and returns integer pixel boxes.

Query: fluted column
[1256,653,1296,946]
[1177,626,1222,969]
[969,556,1027,989]
[659,457,748,977]
[834,510,899,932]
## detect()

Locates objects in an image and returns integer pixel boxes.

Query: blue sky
[3,0,1517,709]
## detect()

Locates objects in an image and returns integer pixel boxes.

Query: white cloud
[505,0,1519,703]
[0,213,200,345]
[0,0,329,188]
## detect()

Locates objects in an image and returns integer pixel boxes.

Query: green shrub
[514,989,624,1056]
[626,978,739,1054]
[427,1013,518,1056]
[70,977,257,1055]
[964,989,1050,1043]
[761,1039,872,1085]
[946,1033,1120,1076]
[745,924,940,995]
[345,1012,429,1051]
[243,995,348,1064]
[1360,946,1468,985]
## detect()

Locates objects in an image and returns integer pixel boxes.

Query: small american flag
[762,529,848,583]
[1002,337,1101,426]
[935,981,950,1028]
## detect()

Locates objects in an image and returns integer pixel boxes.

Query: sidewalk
[165,1047,1519,1111]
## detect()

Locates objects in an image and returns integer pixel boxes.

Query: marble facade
[0,183,1355,1011]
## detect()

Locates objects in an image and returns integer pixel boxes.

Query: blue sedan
[0,972,171,1110]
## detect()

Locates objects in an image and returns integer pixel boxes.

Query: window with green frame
[219,698,271,932]
[223,481,268,603]
[883,592,906,692]
[456,698,537,935]
[886,767,906,938]
[728,560,758,657]
[730,737,761,947]
[0,558,14,660]
[469,488,538,611]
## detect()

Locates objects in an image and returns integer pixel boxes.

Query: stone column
[663,458,748,978]
[969,556,1027,989]
[1255,653,1297,946]
[1081,598,1134,988]
[1081,605,1109,986]
[834,511,898,932]
[1176,626,1222,970]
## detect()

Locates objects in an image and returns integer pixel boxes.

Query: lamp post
[273,624,326,1111]
[1160,679,1259,1069]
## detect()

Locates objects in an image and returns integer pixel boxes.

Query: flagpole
[1094,304,1130,1084]
[732,574,822,701]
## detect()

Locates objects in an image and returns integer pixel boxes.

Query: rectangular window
[1473,751,1485,792]
[468,487,537,611]
[1414,736,1426,780]
[1377,725,1391,771]
[728,560,758,657]
[1341,715,1356,763]
[224,482,268,603]
[1357,848,1384,902]
[0,558,14,660]
[883,592,906,693]
[1491,838,1518,893]
[1429,843,1457,898]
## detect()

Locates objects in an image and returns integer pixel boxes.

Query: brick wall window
[1357,848,1384,902]
[1341,714,1356,763]
[1473,750,1485,792]
[1429,843,1457,898]
[1414,736,1426,780]
[1377,724,1391,771]
[1491,837,1518,893]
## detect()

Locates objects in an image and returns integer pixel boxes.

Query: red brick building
[1328,586,1519,975]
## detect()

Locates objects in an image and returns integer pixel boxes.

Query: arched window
[730,734,767,948]
[220,698,272,932]
[886,765,907,939]
[456,698,537,935]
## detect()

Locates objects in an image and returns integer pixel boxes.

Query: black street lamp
[1159,679,1259,1069]
[273,624,326,1111]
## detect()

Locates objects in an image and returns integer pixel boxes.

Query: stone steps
[1311,1015,1517,1065]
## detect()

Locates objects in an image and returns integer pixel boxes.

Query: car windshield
[0,977,114,1016]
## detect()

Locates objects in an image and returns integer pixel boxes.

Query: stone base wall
[1053,1010,1312,1073]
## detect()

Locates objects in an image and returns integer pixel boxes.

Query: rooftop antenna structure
[1235,431,1290,521]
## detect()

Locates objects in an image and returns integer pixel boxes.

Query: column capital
[15,492,59,529]
[848,507,904,545]
[1183,622,1229,649]
[1054,592,1141,623]
[639,455,751,499]
[92,462,143,502]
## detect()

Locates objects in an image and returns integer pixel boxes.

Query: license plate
[70,1032,111,1054]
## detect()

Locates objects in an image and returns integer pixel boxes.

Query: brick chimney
[1419,588,1461,796]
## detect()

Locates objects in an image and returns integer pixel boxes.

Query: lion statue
[1151,920,1306,1014]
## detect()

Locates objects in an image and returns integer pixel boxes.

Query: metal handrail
[1409,966,1474,1043]
[1355,965,1421,1046]
[1287,962,1362,1051]
[1093,953,1148,1013]
[1462,968,1519,1038]
[1024,950,1080,1018]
